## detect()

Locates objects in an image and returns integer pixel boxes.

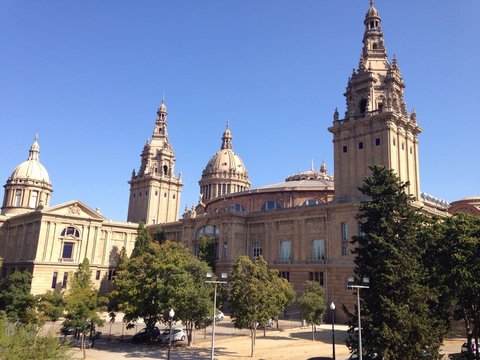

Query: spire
[221,121,233,150]
[362,0,387,61]
[28,134,40,161]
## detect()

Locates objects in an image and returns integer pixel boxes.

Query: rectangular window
[253,242,262,258]
[279,271,290,282]
[29,191,38,208]
[402,143,405,150]
[279,241,291,262]
[194,244,200,257]
[62,242,74,259]
[342,246,349,256]
[107,269,116,281]
[51,272,58,289]
[358,222,366,237]
[14,190,22,206]
[223,243,228,258]
[309,271,324,286]
[62,272,68,288]
[358,142,364,150]
[311,240,325,261]
[375,138,381,146]
[393,138,396,146]
[95,270,101,280]
[341,223,349,241]
[342,145,348,153]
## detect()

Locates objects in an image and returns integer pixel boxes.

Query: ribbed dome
[204,149,248,177]
[10,137,50,184]
[199,124,250,202]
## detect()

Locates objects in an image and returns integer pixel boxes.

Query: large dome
[203,149,248,177]
[10,138,50,183]
[199,125,250,202]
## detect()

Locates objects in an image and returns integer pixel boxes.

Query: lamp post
[167,308,175,360]
[330,302,336,360]
[206,272,228,360]
[349,277,369,360]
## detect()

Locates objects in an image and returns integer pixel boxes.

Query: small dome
[366,1,380,19]
[10,137,50,184]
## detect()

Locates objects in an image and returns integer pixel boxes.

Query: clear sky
[1,0,479,221]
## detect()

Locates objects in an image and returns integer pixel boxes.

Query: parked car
[132,327,160,343]
[158,328,186,344]
[461,341,479,353]
[215,310,225,321]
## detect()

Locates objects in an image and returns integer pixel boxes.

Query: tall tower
[199,123,250,202]
[127,98,183,224]
[328,0,422,203]
[2,135,53,216]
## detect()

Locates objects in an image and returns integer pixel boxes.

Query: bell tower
[127,97,183,224]
[328,0,422,203]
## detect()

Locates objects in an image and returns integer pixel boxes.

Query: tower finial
[370,0,374,6]
[226,117,229,130]
[162,91,165,104]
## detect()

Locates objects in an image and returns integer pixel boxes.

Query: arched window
[60,227,80,238]
[195,224,220,240]
[372,43,378,49]
[261,200,282,211]
[163,165,168,175]
[303,199,320,206]
[234,204,245,212]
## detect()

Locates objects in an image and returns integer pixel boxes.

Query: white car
[158,328,186,344]
[215,310,225,321]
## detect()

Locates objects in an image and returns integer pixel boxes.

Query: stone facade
[0,200,137,295]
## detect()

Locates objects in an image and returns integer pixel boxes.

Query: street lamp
[349,277,369,360]
[206,272,228,360]
[167,308,175,360]
[330,302,336,360]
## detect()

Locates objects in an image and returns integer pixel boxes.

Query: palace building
[0,1,453,322]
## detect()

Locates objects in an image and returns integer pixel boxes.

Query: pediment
[42,200,106,221]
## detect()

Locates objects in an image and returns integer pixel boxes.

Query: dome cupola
[2,135,53,216]
[199,123,250,202]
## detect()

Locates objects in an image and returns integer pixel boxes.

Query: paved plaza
[59,318,465,360]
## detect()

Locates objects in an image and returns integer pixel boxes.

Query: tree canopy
[298,280,326,340]
[64,258,106,358]
[110,225,213,346]
[0,270,36,324]
[229,256,295,357]
[347,165,446,359]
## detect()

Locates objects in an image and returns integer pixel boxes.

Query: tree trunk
[250,328,256,357]
[312,324,315,341]
[81,333,86,359]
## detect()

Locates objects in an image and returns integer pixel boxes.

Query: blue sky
[1,1,479,221]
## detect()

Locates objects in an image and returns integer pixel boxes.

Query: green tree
[0,271,36,324]
[64,258,106,359]
[198,235,217,272]
[229,256,295,357]
[130,222,152,258]
[153,227,167,244]
[298,280,326,340]
[0,318,70,360]
[111,240,213,346]
[435,213,480,360]
[346,165,445,359]
[35,290,66,324]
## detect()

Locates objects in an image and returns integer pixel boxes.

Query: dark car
[132,327,160,343]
